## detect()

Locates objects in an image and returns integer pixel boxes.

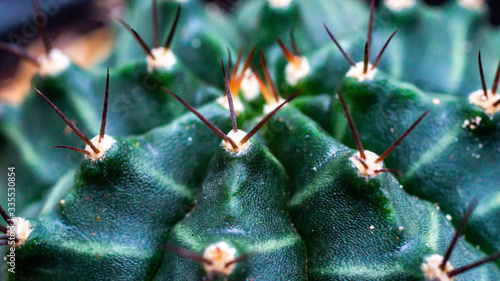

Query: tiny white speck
[312,167,317,171]
[60,200,66,204]
[370,225,375,230]
[399,226,404,231]
[432,98,440,105]
[478,144,483,149]
[390,128,395,133]
[445,214,452,221]
[191,39,201,48]
[188,137,193,142]
[462,120,470,128]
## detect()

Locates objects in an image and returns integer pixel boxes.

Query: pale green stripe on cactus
[288,161,335,207]
[310,263,406,279]
[388,36,404,79]
[3,123,46,174]
[404,128,460,179]
[40,170,75,216]
[333,112,348,142]
[247,234,303,253]
[68,93,101,136]
[423,205,442,251]
[149,168,195,200]
[173,224,200,248]
[58,240,153,259]
[449,28,468,90]
[475,192,500,217]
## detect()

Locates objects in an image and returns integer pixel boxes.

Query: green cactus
[1,0,500,280]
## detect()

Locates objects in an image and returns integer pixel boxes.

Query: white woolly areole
[38,49,71,77]
[468,89,500,117]
[241,69,260,101]
[85,135,116,161]
[346,61,377,82]
[224,129,250,153]
[263,97,286,115]
[384,0,416,11]
[217,96,245,113]
[285,56,311,86]
[421,254,455,281]
[203,241,237,276]
[268,0,292,9]
[349,150,383,178]
[147,47,177,73]
[459,0,485,10]
[9,217,32,248]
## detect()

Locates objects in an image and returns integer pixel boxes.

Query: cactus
[1,0,500,280]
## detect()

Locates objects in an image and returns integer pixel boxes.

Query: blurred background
[0,0,498,104]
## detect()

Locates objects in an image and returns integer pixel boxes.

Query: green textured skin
[155,139,306,280]
[1,0,499,280]
[262,106,500,280]
[314,71,500,264]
